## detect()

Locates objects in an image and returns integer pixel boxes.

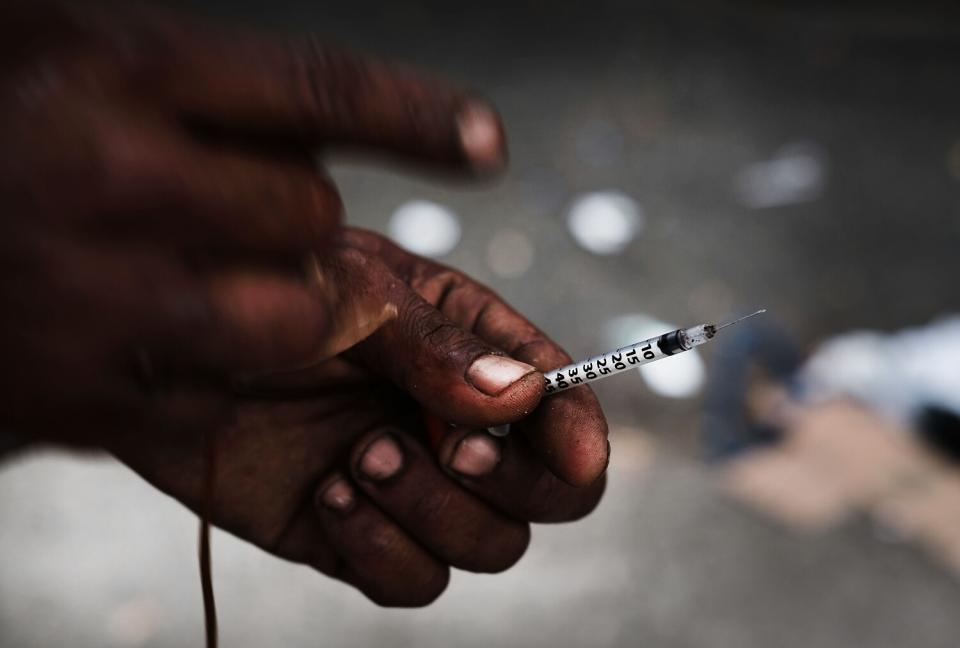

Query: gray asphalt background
[3,1,960,646]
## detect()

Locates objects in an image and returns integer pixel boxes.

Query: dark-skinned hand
[111,229,608,607]
[1,2,503,444]
[2,3,609,607]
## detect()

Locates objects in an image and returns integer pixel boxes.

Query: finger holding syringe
[488,310,767,436]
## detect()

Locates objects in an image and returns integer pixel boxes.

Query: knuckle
[364,520,406,560]
[400,295,466,350]
[416,269,495,315]
[403,298,489,361]
[428,269,466,286]
[411,489,455,527]
[417,269,465,298]
[421,322,468,351]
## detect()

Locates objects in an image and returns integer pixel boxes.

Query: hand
[113,229,609,606]
[0,3,504,444]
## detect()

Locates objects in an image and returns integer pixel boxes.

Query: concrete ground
[3,438,960,648]
[3,1,960,646]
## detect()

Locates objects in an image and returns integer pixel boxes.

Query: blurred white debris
[566,191,644,255]
[603,314,706,398]
[486,228,535,278]
[798,315,960,424]
[388,199,461,257]
[734,141,827,208]
[575,118,625,168]
[106,598,165,647]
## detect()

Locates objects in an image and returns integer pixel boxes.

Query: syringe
[488,309,766,436]
[543,309,767,395]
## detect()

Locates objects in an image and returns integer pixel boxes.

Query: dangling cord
[199,429,218,648]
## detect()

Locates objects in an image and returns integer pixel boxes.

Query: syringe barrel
[543,328,691,395]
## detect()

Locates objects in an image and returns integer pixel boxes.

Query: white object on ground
[566,191,644,255]
[388,199,462,257]
[798,315,960,424]
[734,141,827,209]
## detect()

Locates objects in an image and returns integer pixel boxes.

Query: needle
[487,309,769,436]
[713,309,767,332]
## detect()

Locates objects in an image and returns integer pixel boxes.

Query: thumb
[234,246,399,391]
[351,289,543,428]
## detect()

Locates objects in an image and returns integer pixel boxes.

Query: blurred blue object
[702,316,802,461]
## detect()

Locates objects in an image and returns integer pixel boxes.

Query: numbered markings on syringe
[638,343,657,360]
[540,313,765,400]
[544,375,557,394]
[543,339,664,394]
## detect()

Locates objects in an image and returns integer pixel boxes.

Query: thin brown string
[199,429,218,648]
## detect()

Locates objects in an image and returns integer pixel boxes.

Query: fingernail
[458,102,504,171]
[450,433,501,477]
[319,478,355,513]
[466,355,537,396]
[359,435,404,481]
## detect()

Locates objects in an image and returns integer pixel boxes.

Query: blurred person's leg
[702,319,802,460]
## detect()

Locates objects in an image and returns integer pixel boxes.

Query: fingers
[436,428,606,523]
[145,140,343,254]
[25,103,342,254]
[309,427,532,604]
[344,230,610,486]
[152,271,335,379]
[314,476,451,607]
[420,279,609,486]
[510,342,610,487]
[34,244,338,390]
[87,119,342,254]
[351,288,544,428]
[469,304,609,487]
[153,23,506,172]
[153,242,408,381]
[319,428,530,575]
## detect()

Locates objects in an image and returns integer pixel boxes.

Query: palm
[112,357,420,570]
